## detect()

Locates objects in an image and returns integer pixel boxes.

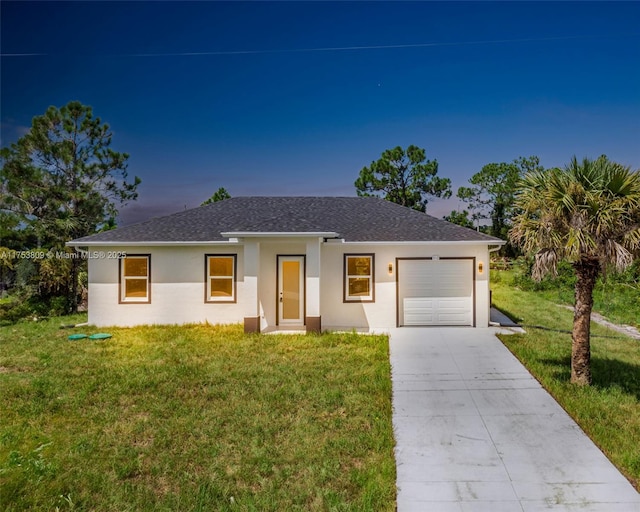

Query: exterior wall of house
[87,245,248,327]
[85,241,492,329]
[319,243,491,331]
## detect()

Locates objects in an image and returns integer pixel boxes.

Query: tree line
[2,101,639,386]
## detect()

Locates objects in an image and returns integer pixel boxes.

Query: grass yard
[508,260,640,329]
[0,318,396,511]
[492,270,640,491]
[530,279,640,330]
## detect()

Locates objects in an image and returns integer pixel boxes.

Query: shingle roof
[68,196,502,244]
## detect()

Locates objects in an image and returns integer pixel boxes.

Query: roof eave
[340,239,506,245]
[67,236,505,247]
[220,231,340,238]
[66,240,237,247]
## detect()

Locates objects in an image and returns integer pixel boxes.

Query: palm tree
[510,156,640,385]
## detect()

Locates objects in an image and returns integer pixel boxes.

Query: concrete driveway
[390,327,640,511]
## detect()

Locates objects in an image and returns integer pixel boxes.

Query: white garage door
[398,259,474,326]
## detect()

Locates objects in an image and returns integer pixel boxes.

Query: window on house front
[206,255,236,303]
[344,254,374,302]
[120,255,150,303]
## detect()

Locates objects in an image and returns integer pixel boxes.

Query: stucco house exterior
[67,197,504,332]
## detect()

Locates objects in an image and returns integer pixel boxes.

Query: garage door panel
[436,298,473,324]
[439,285,471,297]
[398,259,474,327]
[404,314,435,325]
[403,298,435,326]
[439,314,470,324]
[403,297,472,326]
[437,263,473,297]
[400,262,438,296]
[438,298,471,310]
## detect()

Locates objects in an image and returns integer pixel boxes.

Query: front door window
[278,256,305,325]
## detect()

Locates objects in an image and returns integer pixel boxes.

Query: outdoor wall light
[388,263,393,275]
[478,262,484,274]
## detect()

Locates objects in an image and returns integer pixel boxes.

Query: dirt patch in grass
[0,365,31,374]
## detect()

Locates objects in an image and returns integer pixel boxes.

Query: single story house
[67,196,504,332]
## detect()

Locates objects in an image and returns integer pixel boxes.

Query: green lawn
[492,270,640,491]
[0,318,396,511]
[508,260,640,329]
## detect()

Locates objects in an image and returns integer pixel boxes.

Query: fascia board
[66,240,240,247]
[337,240,506,246]
[221,231,340,238]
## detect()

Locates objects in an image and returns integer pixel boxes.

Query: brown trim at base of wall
[244,317,260,333]
[305,316,321,333]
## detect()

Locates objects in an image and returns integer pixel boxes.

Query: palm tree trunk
[571,258,599,385]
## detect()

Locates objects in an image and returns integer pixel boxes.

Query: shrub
[0,290,73,324]
[511,257,575,291]
[0,295,34,324]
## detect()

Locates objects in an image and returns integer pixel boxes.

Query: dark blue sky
[2,1,639,224]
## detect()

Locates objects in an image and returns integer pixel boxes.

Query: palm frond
[532,248,557,281]
[601,240,633,272]
[622,227,640,254]
[510,156,640,272]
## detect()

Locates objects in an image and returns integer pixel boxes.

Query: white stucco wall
[85,241,492,330]
[87,245,247,327]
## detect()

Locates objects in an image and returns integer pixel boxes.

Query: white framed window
[205,254,236,303]
[344,254,374,302]
[119,255,150,303]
